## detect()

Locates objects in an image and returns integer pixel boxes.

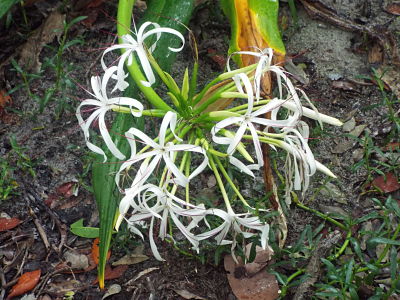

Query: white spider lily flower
[227,47,274,102]
[124,184,206,261]
[227,47,303,111]
[76,66,143,162]
[101,21,185,91]
[115,111,208,188]
[197,208,270,250]
[211,73,294,173]
[280,122,316,193]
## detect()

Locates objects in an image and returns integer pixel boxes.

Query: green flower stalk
[77,15,342,270]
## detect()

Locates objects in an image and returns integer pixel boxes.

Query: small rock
[342,117,356,132]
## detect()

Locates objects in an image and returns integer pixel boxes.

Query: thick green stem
[209,154,233,213]
[117,0,173,111]
[213,155,250,207]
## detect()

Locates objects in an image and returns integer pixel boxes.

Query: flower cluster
[77,22,342,260]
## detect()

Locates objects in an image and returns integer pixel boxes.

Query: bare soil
[0,0,399,299]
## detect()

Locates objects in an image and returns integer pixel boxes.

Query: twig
[21,181,68,253]
[0,268,6,300]
[29,207,51,252]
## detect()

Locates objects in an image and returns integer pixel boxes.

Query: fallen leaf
[372,172,400,193]
[331,139,354,154]
[125,267,159,285]
[6,269,41,300]
[342,117,356,132]
[368,43,384,64]
[332,80,357,91]
[64,250,89,270]
[243,244,273,277]
[102,284,121,299]
[0,90,12,109]
[92,238,111,265]
[56,182,77,198]
[377,65,400,100]
[284,59,309,85]
[19,294,37,300]
[383,142,400,151]
[46,279,82,295]
[37,294,52,300]
[92,265,128,285]
[349,124,367,138]
[174,289,206,300]
[0,218,22,232]
[18,11,65,72]
[384,2,400,15]
[112,253,148,266]
[207,49,226,70]
[224,255,279,300]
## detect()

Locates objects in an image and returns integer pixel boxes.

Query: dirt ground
[0,0,399,299]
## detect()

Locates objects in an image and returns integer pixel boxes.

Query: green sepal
[164,71,181,95]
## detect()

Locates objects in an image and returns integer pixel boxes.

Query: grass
[266,70,400,299]
[0,135,37,201]
[9,15,86,118]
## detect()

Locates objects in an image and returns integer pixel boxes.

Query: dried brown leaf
[112,254,149,266]
[174,289,207,300]
[224,255,279,300]
[18,11,65,72]
[372,172,400,193]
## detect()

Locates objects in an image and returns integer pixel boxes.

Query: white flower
[101,21,185,91]
[197,208,270,250]
[227,47,274,102]
[76,66,143,162]
[123,184,206,261]
[115,111,208,188]
[211,73,294,175]
[280,122,316,193]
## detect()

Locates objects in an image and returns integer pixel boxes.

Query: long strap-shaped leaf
[92,0,194,288]
[220,0,288,247]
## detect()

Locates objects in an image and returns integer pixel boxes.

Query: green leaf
[65,15,88,30]
[70,219,99,238]
[181,68,189,100]
[390,246,397,281]
[345,258,355,286]
[164,72,181,95]
[385,196,400,218]
[0,0,20,20]
[367,237,400,246]
[93,0,195,289]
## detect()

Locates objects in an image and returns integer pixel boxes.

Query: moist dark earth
[1,0,399,299]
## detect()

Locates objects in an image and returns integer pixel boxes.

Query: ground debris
[18,10,65,72]
[293,230,342,300]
